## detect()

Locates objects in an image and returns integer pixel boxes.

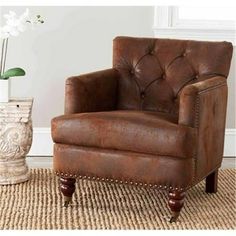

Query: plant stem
[0,39,5,76]
[2,38,8,74]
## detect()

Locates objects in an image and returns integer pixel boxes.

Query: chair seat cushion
[51,110,196,158]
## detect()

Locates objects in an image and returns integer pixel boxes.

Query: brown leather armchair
[51,37,233,222]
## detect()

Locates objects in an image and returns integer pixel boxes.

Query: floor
[26,156,236,169]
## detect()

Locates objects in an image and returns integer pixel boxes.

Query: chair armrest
[178,76,228,183]
[179,76,227,127]
[65,68,119,114]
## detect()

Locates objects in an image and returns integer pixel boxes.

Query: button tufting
[140,91,145,99]
[183,52,187,57]
[149,50,155,55]
[130,69,135,75]
[196,74,199,79]
[162,74,166,79]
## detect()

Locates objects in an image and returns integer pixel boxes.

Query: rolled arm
[178,76,228,183]
[65,68,119,114]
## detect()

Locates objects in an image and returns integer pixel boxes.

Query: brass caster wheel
[63,196,72,207]
[169,212,180,223]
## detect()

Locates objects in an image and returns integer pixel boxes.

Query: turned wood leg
[205,170,218,193]
[168,190,186,223]
[60,177,76,207]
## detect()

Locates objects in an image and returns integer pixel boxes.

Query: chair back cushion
[113,36,233,114]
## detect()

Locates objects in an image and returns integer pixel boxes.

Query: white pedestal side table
[0,98,33,185]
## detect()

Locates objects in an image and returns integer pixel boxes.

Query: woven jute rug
[0,168,235,230]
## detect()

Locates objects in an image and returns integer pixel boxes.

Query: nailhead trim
[193,95,200,184]
[54,171,184,191]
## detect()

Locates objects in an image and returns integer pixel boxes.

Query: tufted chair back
[113,36,233,115]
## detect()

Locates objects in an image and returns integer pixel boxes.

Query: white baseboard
[224,129,236,157]
[28,128,236,157]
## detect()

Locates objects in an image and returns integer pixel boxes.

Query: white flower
[20,8,30,20]
[0,9,29,38]
[3,10,16,21]
[0,8,43,39]
[19,8,30,31]
[3,25,19,37]
[0,27,9,39]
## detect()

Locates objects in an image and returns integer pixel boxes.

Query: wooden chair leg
[168,190,186,223]
[205,169,218,193]
[60,177,76,207]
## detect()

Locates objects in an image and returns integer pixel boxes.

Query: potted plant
[0,9,44,102]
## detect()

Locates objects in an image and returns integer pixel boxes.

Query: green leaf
[1,68,26,80]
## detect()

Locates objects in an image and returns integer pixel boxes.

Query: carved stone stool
[0,98,33,185]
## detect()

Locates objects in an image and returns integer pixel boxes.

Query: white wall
[1,6,154,127]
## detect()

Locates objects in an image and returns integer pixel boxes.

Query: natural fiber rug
[0,168,235,230]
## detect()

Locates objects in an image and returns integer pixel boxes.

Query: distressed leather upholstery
[52,110,196,158]
[52,37,233,205]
